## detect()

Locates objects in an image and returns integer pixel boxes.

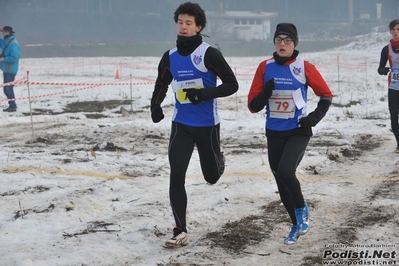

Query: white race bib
[171,78,204,104]
[269,90,296,119]
[391,68,399,82]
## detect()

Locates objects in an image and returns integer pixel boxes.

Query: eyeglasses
[274,36,294,44]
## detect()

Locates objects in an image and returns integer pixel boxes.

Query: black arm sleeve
[249,91,268,112]
[150,51,173,108]
[377,45,389,75]
[201,47,239,100]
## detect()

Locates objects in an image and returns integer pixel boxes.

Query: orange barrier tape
[0,77,28,87]
[0,77,155,103]
[0,83,101,102]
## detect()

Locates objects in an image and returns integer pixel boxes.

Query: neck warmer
[390,39,399,48]
[273,50,299,65]
[176,34,203,56]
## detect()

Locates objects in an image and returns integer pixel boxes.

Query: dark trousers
[168,122,223,230]
[267,133,310,224]
[388,89,399,146]
[3,73,17,108]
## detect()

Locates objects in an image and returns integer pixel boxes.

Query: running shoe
[295,202,309,235]
[284,224,299,244]
[164,227,189,248]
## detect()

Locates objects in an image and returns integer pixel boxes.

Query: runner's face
[391,25,399,41]
[177,14,202,37]
[274,34,295,57]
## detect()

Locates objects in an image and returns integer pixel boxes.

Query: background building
[206,10,277,41]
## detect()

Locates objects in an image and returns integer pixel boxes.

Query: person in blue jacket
[0,26,20,112]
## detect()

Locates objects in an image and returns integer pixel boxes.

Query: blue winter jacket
[0,35,20,74]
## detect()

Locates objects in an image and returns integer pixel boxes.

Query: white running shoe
[164,231,189,248]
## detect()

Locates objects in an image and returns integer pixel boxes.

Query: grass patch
[64,100,131,112]
[205,200,288,254]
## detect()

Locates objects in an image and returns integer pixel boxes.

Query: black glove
[249,78,275,112]
[263,78,275,99]
[381,67,390,75]
[298,99,331,128]
[151,104,164,123]
[298,116,313,128]
[183,88,203,105]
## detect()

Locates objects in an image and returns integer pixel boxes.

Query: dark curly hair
[174,2,206,32]
[389,19,399,30]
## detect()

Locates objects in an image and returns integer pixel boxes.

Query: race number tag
[392,68,399,83]
[269,90,296,119]
[172,78,204,104]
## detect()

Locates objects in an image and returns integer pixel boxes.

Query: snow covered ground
[0,32,398,266]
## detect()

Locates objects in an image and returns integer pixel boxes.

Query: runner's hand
[298,116,313,128]
[183,88,203,105]
[263,78,275,99]
[382,67,390,75]
[298,99,331,128]
[151,104,164,123]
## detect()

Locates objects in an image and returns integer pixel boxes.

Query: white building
[205,10,278,41]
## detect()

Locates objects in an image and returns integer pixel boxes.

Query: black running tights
[267,134,310,224]
[388,89,399,146]
[168,122,223,230]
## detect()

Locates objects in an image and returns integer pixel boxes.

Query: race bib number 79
[269,90,296,119]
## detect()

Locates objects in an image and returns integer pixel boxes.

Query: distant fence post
[130,74,133,112]
[337,55,340,93]
[27,70,35,141]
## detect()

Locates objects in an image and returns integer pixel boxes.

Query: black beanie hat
[274,23,298,47]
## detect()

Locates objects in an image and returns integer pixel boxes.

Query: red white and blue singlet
[264,57,308,131]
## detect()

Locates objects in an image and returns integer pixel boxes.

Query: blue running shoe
[295,202,309,235]
[284,224,299,244]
